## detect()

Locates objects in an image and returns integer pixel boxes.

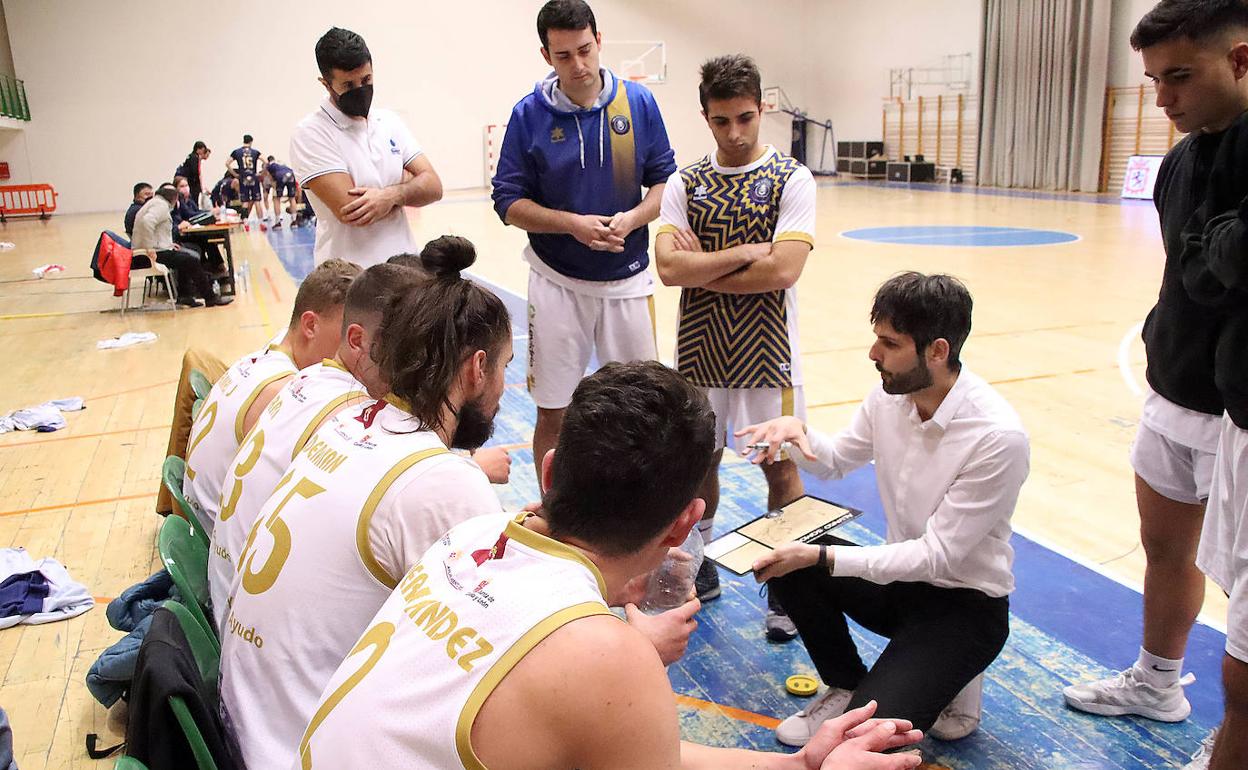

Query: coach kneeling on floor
[740,271,1030,745]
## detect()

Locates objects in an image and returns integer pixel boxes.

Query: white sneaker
[1062,666,1195,722]
[1182,727,1219,770]
[775,687,854,747]
[929,674,983,741]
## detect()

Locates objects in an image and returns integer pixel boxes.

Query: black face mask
[334,83,373,118]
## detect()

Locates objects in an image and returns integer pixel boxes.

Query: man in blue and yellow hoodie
[491,0,675,480]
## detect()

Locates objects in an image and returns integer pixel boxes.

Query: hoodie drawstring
[598,110,605,168]
[573,114,586,170]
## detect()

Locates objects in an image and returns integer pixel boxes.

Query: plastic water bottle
[239,260,251,293]
[638,528,704,614]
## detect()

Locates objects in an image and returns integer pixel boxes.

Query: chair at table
[124,249,177,315]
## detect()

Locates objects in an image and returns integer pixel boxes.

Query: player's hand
[178,221,191,233]
[341,187,400,226]
[796,701,923,770]
[471,447,511,484]
[568,213,625,252]
[671,228,703,253]
[752,541,822,582]
[736,416,816,465]
[624,598,700,666]
[607,210,640,241]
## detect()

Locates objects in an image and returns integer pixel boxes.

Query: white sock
[1135,647,1183,687]
[697,519,714,546]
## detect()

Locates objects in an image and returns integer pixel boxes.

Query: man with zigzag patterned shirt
[655,54,815,641]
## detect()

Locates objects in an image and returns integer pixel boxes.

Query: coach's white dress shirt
[799,368,1030,598]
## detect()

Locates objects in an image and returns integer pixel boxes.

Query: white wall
[4,0,814,214]
[805,0,984,142]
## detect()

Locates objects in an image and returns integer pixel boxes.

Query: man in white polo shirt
[740,272,1030,746]
[290,27,443,267]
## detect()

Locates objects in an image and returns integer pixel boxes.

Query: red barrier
[0,184,57,221]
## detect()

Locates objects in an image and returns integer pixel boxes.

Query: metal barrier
[0,184,57,221]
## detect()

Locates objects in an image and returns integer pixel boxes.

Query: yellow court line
[0,311,73,320]
[90,379,179,402]
[254,266,274,334]
[0,424,170,449]
[0,492,152,518]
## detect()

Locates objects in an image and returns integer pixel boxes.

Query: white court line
[1118,321,1145,397]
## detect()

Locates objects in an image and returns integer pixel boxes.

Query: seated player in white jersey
[218,238,515,770]
[295,361,923,770]
[654,54,816,640]
[206,259,431,630]
[182,258,361,534]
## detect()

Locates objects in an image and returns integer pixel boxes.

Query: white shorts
[704,386,805,455]
[1130,422,1216,505]
[526,269,657,409]
[1196,414,1248,662]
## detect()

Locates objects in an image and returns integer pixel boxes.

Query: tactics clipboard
[703,494,862,575]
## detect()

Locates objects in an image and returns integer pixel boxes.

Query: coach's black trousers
[770,551,1009,732]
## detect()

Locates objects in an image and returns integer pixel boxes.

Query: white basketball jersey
[208,359,367,630]
[184,343,297,534]
[296,512,613,770]
[220,397,498,770]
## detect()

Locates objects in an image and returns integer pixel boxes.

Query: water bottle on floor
[638,528,704,614]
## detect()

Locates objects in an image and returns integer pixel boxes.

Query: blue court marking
[822,178,1158,207]
[842,225,1080,247]
[268,230,1226,769]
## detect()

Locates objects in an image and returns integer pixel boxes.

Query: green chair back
[114,757,150,770]
[158,515,218,651]
[188,369,212,400]
[168,696,218,770]
[191,397,204,421]
[161,456,196,523]
[162,600,220,692]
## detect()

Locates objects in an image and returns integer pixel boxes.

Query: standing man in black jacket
[1063,3,1248,764]
[1186,97,1248,770]
[175,141,211,204]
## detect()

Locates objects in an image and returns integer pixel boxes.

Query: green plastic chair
[158,515,219,652]
[163,600,220,692]
[191,397,204,421]
[168,696,218,770]
[114,757,150,770]
[161,456,196,523]
[188,369,212,400]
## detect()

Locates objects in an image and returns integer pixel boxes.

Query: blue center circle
[841,225,1079,247]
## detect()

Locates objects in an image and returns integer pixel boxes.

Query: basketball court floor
[0,177,1229,768]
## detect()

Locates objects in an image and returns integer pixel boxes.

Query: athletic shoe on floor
[1062,666,1195,722]
[205,294,234,307]
[695,559,720,602]
[929,674,983,740]
[176,296,203,308]
[776,687,854,747]
[1182,727,1219,770]
[764,589,796,642]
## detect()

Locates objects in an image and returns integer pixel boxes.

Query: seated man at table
[124,181,152,238]
[130,182,231,308]
[740,272,1030,745]
[172,175,225,274]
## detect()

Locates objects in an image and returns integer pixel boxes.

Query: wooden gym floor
[0,179,1228,768]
